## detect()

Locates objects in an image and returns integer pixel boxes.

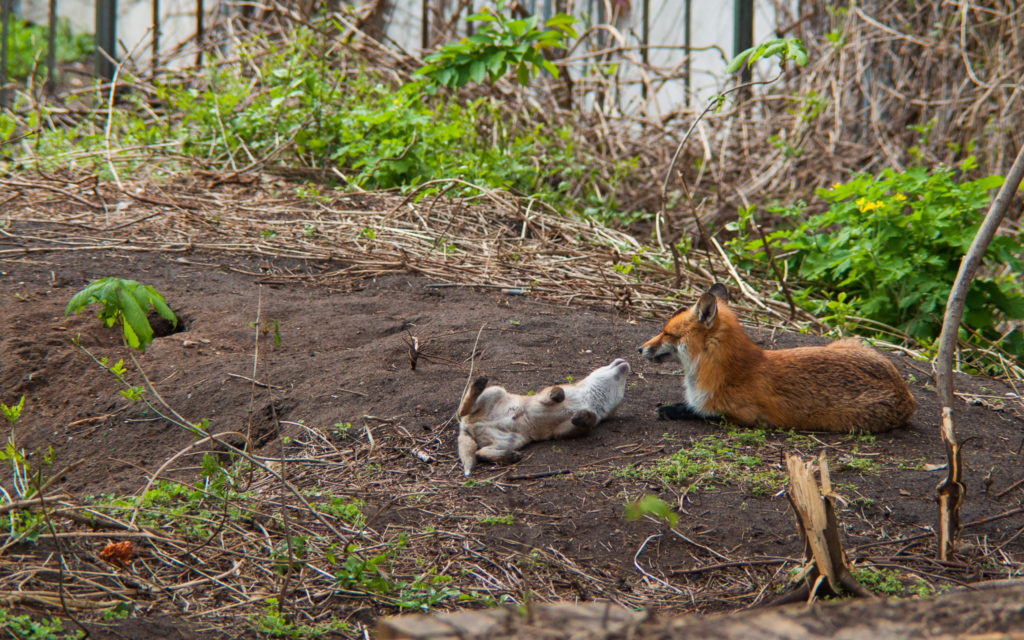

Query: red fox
[457,359,631,476]
[639,284,915,433]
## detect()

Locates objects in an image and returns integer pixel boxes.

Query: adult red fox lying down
[457,359,630,476]
[639,284,915,433]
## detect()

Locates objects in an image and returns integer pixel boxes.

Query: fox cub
[639,284,914,433]
[457,359,630,476]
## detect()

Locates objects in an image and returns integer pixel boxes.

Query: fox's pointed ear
[696,291,718,328]
[708,283,730,302]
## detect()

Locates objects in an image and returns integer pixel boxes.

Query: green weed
[416,1,577,89]
[784,431,815,450]
[333,536,489,611]
[853,567,903,594]
[625,494,678,527]
[333,422,353,439]
[317,496,366,526]
[1,397,54,542]
[852,567,942,598]
[850,496,876,510]
[0,18,92,81]
[65,278,177,353]
[2,22,644,223]
[836,450,880,475]
[0,607,83,640]
[253,598,351,638]
[636,433,785,495]
[477,513,515,526]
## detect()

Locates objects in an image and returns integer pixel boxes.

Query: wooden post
[421,0,429,51]
[45,0,56,94]
[683,0,691,106]
[195,0,205,66]
[95,0,117,82]
[152,0,160,76]
[733,0,753,85]
[1,0,10,108]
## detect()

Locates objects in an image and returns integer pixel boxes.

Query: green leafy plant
[272,536,308,575]
[726,36,809,74]
[1,18,93,81]
[416,2,577,88]
[729,161,1024,364]
[1,395,24,426]
[396,574,468,612]
[836,451,880,475]
[477,513,515,526]
[851,567,905,596]
[253,598,350,638]
[65,278,177,352]
[1,397,46,536]
[624,494,678,527]
[101,602,132,622]
[314,495,366,527]
[810,562,937,600]
[628,433,785,495]
[335,542,396,594]
[0,607,83,640]
[5,23,641,223]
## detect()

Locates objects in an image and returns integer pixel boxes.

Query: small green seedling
[726,36,809,74]
[625,494,678,527]
[1,396,24,426]
[65,278,177,352]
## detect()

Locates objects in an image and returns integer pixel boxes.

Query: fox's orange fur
[639,284,915,433]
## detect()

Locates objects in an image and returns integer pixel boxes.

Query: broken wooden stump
[771,452,873,605]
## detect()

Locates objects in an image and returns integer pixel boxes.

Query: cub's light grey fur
[457,359,630,476]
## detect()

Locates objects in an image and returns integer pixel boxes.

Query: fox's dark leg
[657,403,702,421]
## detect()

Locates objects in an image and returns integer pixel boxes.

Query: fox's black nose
[637,347,643,354]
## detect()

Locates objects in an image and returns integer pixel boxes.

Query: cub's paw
[470,376,489,394]
[571,409,597,430]
[562,409,598,437]
[498,450,524,465]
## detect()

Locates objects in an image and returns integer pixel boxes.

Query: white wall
[15,0,793,107]
[19,0,201,69]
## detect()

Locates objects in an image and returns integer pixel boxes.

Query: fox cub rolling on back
[640,284,914,433]
[457,359,630,476]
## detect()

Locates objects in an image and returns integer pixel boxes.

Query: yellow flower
[856,197,882,213]
[894,193,906,201]
[832,183,842,189]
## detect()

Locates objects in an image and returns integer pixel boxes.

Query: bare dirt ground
[2,206,1024,637]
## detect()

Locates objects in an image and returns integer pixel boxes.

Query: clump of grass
[852,567,947,598]
[477,513,514,526]
[629,430,786,496]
